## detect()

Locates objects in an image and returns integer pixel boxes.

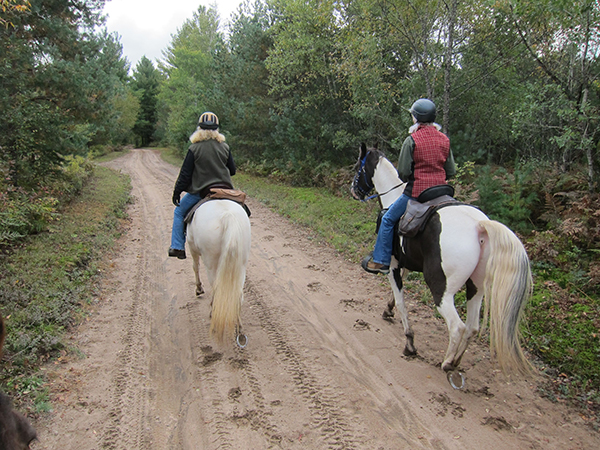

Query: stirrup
[361,255,389,275]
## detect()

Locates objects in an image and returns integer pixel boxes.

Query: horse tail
[210,210,248,343]
[479,220,533,375]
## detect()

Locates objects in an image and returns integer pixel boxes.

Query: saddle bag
[398,195,457,238]
[397,185,457,238]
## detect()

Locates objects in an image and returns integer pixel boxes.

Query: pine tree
[132,56,160,147]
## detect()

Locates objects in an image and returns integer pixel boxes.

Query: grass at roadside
[159,146,380,261]
[0,165,131,415]
[235,173,380,260]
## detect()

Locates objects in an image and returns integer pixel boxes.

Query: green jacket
[173,134,236,199]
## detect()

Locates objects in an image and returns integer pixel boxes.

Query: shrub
[0,156,94,244]
[473,164,538,233]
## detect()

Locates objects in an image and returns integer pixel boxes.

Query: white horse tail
[210,210,248,343]
[479,220,533,375]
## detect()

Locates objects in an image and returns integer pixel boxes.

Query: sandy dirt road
[30,148,599,449]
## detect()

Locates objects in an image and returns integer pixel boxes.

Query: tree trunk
[442,0,457,135]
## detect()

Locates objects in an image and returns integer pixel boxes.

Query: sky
[103,0,243,70]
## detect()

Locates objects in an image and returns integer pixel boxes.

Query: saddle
[184,187,251,224]
[377,185,460,238]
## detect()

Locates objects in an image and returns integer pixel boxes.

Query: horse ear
[359,143,367,158]
[374,143,378,150]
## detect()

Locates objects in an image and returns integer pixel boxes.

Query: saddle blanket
[184,188,250,224]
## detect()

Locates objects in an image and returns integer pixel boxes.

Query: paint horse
[351,144,532,376]
[186,196,251,345]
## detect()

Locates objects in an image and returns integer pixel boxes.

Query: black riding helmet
[409,99,436,123]
[198,112,219,130]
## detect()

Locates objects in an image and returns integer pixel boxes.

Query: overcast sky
[103,0,243,70]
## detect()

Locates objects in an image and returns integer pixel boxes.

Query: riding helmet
[409,99,436,123]
[198,112,219,130]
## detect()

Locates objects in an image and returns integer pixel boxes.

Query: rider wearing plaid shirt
[363,99,456,275]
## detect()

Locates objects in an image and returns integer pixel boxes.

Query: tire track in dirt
[182,300,236,449]
[99,255,152,449]
[243,280,362,449]
[99,150,171,449]
[229,351,285,447]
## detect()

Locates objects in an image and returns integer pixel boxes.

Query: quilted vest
[409,125,450,198]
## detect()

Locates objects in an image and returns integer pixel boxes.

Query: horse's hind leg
[452,279,484,368]
[192,251,204,296]
[437,293,466,371]
[389,265,416,356]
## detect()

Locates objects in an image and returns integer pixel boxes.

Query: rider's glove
[172,192,180,207]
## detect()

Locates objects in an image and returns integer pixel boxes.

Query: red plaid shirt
[407,125,450,197]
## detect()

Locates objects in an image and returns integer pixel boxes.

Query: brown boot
[361,255,389,274]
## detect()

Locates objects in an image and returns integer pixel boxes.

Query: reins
[362,182,405,202]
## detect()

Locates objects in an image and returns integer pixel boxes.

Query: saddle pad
[184,189,250,225]
[208,188,247,203]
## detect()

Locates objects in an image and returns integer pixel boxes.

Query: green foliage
[157,5,223,151]
[150,0,599,189]
[0,156,94,244]
[525,282,600,393]
[132,56,160,146]
[215,1,274,162]
[265,0,356,167]
[473,164,538,232]
[0,0,136,256]
[0,195,58,243]
[0,165,131,412]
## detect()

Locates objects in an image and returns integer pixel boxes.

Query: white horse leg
[192,250,204,296]
[388,263,416,356]
[437,293,466,372]
[452,280,484,368]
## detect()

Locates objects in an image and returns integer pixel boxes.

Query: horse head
[351,143,382,200]
[0,315,37,449]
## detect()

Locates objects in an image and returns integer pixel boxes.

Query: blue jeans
[170,192,202,250]
[372,193,411,266]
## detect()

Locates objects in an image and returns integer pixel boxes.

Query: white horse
[351,144,533,376]
[186,199,251,344]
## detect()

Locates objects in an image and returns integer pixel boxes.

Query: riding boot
[168,248,186,259]
[361,254,389,275]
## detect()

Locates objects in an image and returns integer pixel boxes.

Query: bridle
[352,153,375,200]
[352,151,405,202]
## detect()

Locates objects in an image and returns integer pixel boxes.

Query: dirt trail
[31,149,599,449]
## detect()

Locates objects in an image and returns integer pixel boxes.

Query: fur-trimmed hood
[189,128,226,144]
[409,122,442,134]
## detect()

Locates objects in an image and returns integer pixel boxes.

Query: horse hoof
[236,334,248,348]
[403,346,417,357]
[447,370,465,390]
[196,286,204,296]
[382,310,395,322]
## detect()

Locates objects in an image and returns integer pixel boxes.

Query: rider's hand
[172,192,180,207]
